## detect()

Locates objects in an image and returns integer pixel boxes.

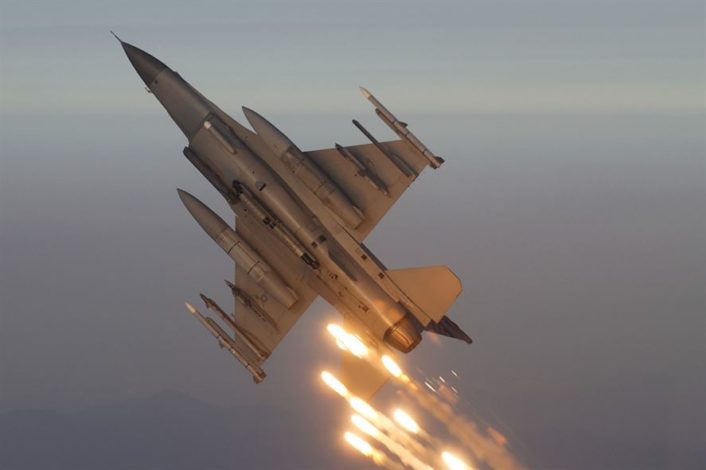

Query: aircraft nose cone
[119,40,167,86]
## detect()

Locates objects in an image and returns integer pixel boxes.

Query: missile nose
[185,302,197,314]
[116,38,168,87]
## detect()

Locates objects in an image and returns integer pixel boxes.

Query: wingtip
[185,302,197,314]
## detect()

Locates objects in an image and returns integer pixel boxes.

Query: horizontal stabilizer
[340,352,390,401]
[425,316,472,344]
[387,265,462,324]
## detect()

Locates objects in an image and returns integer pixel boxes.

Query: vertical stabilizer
[387,265,462,323]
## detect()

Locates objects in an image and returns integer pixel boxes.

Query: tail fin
[387,265,462,323]
[387,265,471,344]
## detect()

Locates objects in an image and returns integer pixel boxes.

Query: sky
[0,1,704,468]
[1,0,703,114]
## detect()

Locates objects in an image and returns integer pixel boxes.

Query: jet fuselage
[121,41,422,352]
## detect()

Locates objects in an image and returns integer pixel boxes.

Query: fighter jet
[116,35,471,398]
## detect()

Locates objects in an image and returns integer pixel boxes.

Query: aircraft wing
[304,139,430,241]
[208,93,436,243]
[231,209,319,359]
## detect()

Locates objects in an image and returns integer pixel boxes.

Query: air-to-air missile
[185,302,266,383]
[333,143,389,196]
[359,86,444,169]
[199,293,269,360]
[117,35,470,397]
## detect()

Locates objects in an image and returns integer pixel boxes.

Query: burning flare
[441,451,471,470]
[349,397,378,421]
[345,431,374,456]
[351,414,380,437]
[393,408,420,434]
[320,370,349,397]
[319,324,523,470]
[327,323,369,358]
[382,354,403,378]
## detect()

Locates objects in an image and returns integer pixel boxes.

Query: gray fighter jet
[117,35,471,398]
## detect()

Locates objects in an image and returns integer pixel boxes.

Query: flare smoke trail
[402,383,524,470]
[322,323,527,470]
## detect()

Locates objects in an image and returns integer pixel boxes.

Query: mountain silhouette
[0,390,366,470]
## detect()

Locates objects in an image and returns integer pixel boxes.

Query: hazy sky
[1,1,704,468]
[1,0,703,114]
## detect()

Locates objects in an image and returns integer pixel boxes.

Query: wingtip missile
[359,87,443,169]
[352,119,416,177]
